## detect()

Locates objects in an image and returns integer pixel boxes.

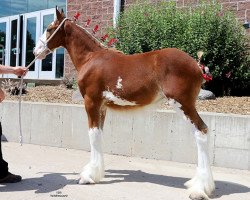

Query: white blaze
[33,21,55,59]
[33,31,47,58]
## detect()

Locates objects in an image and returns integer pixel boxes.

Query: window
[0,0,66,17]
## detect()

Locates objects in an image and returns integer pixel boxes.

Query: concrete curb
[0,101,249,170]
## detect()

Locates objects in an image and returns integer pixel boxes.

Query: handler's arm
[0,65,27,76]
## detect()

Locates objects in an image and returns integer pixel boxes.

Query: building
[0,0,249,80]
[0,0,66,80]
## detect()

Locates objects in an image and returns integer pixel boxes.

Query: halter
[38,39,53,54]
[39,17,69,53]
[18,17,69,145]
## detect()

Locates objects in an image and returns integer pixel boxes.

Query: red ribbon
[93,25,99,34]
[203,74,212,81]
[74,12,80,20]
[85,19,91,27]
[200,64,212,82]
[107,38,118,47]
[101,34,109,42]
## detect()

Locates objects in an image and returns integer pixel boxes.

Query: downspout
[113,0,121,28]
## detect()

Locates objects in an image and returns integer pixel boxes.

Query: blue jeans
[0,122,8,179]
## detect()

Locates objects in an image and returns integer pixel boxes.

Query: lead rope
[18,17,69,145]
[18,49,48,145]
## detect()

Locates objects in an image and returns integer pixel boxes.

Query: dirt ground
[5,85,250,115]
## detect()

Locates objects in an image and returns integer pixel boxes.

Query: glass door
[8,15,20,78]
[0,8,61,80]
[22,9,56,79]
[22,11,40,79]
[0,17,9,78]
[39,9,56,79]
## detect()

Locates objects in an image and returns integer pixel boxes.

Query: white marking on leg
[169,98,214,198]
[79,128,104,184]
[169,98,192,124]
[116,76,123,89]
[186,129,215,196]
[103,91,137,106]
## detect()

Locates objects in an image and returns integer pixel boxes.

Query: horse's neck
[64,22,105,71]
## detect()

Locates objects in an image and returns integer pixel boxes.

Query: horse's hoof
[79,164,103,184]
[185,169,215,197]
[189,191,209,200]
[185,177,196,188]
[78,176,95,184]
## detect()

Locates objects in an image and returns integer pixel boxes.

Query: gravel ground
[5,85,250,115]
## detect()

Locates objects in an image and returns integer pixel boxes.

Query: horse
[33,8,215,200]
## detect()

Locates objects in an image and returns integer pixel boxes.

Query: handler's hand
[0,88,5,103]
[13,67,28,77]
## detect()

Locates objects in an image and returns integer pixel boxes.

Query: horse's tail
[197,51,204,66]
[197,51,213,83]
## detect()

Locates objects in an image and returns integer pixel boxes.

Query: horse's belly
[103,90,165,110]
[103,91,138,106]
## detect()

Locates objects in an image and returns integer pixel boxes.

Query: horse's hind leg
[79,95,106,184]
[169,99,215,200]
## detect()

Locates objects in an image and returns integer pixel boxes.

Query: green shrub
[110,1,250,96]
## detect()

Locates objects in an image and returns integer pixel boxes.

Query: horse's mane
[107,48,124,54]
[70,21,123,54]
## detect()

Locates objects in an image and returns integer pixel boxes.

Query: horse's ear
[61,8,65,18]
[56,6,62,21]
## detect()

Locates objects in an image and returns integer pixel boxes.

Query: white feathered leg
[185,129,215,200]
[79,127,104,184]
[169,99,214,199]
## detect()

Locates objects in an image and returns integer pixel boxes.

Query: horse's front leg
[79,95,106,184]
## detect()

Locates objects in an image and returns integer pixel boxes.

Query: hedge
[109,1,250,96]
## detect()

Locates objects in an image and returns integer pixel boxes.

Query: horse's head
[34,8,66,59]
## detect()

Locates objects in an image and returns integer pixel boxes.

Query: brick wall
[124,0,249,22]
[124,0,250,33]
[65,0,114,78]
[65,0,250,78]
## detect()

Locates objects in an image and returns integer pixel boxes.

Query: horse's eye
[47,28,52,32]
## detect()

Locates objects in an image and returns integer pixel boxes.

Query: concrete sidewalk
[0,142,249,200]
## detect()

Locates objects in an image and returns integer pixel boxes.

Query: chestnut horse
[34,9,214,200]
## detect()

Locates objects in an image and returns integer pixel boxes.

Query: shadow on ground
[104,169,250,199]
[0,170,249,199]
[0,172,78,193]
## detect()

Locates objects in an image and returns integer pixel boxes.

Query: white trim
[0,17,10,78]
[39,8,56,79]
[113,0,121,28]
[7,15,20,78]
[22,11,41,79]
